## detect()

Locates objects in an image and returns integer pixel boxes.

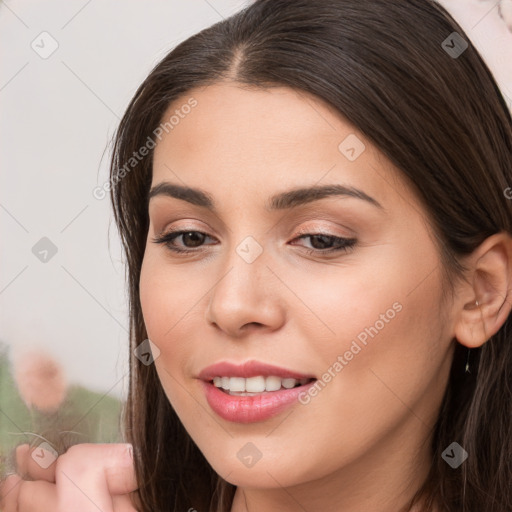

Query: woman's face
[139,83,456,494]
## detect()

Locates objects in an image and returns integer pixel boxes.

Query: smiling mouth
[209,376,317,396]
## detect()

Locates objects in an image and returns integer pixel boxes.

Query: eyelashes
[151,229,357,256]
[152,230,212,254]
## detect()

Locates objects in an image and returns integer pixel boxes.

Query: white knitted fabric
[437,0,512,114]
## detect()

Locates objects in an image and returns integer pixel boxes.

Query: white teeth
[246,376,266,393]
[265,376,282,392]
[212,375,311,393]
[281,378,297,389]
[229,377,245,392]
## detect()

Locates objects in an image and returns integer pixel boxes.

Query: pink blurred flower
[13,350,68,413]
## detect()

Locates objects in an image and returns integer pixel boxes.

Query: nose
[204,240,286,338]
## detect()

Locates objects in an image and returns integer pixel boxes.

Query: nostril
[242,322,264,330]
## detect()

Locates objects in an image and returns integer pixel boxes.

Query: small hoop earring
[465,348,471,374]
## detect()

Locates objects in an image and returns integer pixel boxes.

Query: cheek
[139,251,202,342]
[291,247,448,432]
[139,256,202,420]
[312,268,447,436]
[139,255,197,371]
[281,254,422,366]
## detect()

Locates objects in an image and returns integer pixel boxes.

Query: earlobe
[454,232,512,349]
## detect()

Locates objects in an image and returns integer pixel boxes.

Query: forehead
[154,82,351,160]
[150,82,413,212]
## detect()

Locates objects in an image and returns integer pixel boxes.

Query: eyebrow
[148,182,384,211]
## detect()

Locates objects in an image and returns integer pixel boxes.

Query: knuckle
[55,443,132,480]
[55,443,106,478]
[55,444,89,473]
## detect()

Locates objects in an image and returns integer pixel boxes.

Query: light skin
[139,82,512,512]
[2,82,511,512]
[0,443,137,511]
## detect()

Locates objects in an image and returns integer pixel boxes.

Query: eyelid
[152,226,357,258]
[293,225,352,238]
[151,212,359,250]
[155,223,352,243]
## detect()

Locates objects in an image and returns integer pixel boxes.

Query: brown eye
[291,233,357,255]
[179,231,206,248]
[307,234,336,250]
[151,230,217,253]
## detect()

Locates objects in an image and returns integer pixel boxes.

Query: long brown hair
[109,1,512,510]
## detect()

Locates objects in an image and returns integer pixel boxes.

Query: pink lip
[197,360,316,381]
[201,379,317,423]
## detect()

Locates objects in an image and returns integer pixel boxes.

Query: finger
[56,443,137,512]
[104,445,137,496]
[17,480,58,511]
[56,465,113,512]
[0,474,22,512]
[18,444,57,483]
[112,492,139,512]
[105,465,138,496]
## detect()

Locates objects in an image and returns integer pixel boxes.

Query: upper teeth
[212,376,310,392]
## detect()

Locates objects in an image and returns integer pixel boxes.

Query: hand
[0,442,139,511]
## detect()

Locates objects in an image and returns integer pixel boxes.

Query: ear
[454,231,512,348]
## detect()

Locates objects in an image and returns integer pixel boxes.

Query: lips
[197,360,318,423]
[201,379,317,423]
[197,359,316,381]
